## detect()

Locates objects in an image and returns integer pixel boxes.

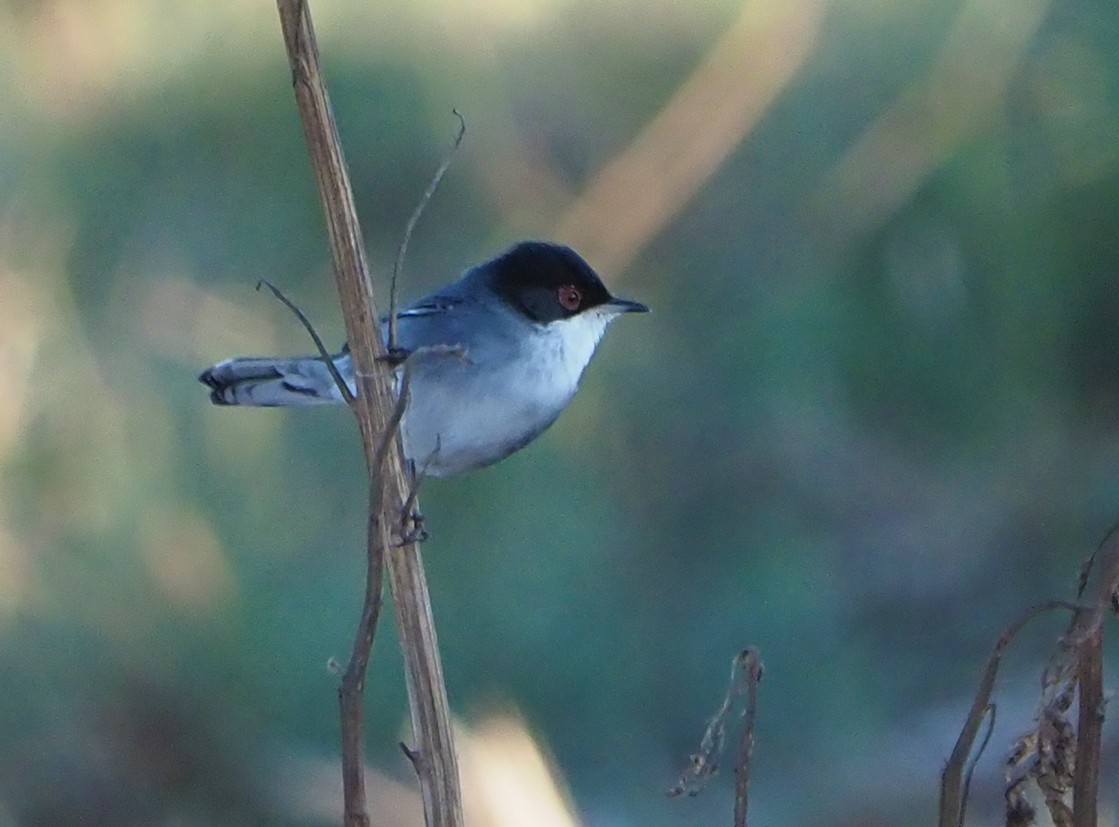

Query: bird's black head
[487,241,647,323]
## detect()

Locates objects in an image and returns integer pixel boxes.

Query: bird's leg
[397,456,430,545]
[398,509,428,545]
[377,346,412,367]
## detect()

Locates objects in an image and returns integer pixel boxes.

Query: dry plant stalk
[938,601,1079,827]
[1073,627,1104,827]
[941,528,1119,827]
[273,2,463,826]
[670,647,763,827]
[1003,530,1119,827]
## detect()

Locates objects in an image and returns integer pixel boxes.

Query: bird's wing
[393,293,466,319]
[338,292,470,356]
[380,285,491,353]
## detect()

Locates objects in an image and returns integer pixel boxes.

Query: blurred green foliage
[1,0,1119,824]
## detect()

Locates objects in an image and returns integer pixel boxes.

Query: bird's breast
[398,323,597,476]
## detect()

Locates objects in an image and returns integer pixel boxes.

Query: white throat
[530,306,619,398]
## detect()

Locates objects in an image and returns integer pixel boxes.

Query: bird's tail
[199,352,353,407]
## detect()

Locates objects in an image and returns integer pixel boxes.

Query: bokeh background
[2,0,1119,824]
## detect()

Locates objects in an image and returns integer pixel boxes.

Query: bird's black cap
[488,241,648,323]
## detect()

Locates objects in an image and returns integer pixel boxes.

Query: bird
[199,241,648,477]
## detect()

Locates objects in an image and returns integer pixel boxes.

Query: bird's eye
[557,284,582,311]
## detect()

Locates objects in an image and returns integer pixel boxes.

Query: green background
[2,0,1118,824]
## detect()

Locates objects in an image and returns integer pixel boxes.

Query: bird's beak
[606,297,650,314]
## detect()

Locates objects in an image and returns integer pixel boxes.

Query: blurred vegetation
[1,0,1119,824]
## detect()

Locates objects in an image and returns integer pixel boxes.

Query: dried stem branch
[388,111,466,352]
[958,704,995,827]
[272,3,463,826]
[256,278,354,404]
[733,647,762,827]
[938,601,1080,827]
[670,647,763,827]
[948,529,1119,827]
[1068,527,1119,827]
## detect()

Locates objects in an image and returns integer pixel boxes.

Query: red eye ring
[557,284,582,311]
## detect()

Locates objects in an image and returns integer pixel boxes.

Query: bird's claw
[398,508,428,545]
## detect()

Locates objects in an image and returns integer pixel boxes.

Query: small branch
[939,601,1080,827]
[1002,533,1119,827]
[337,377,409,827]
[388,111,466,351]
[667,662,735,797]
[400,740,423,775]
[1068,529,1119,827]
[733,648,763,827]
[257,278,354,405]
[370,369,411,490]
[1077,523,1119,600]
[958,704,995,827]
[670,646,764,827]
[337,520,384,827]
[951,533,1119,827]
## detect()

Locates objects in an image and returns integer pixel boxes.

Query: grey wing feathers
[395,295,464,318]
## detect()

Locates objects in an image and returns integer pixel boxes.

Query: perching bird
[199,241,648,477]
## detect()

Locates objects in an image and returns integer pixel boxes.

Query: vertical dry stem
[1068,529,1119,827]
[733,648,762,827]
[669,647,763,827]
[272,3,463,826]
[1072,628,1102,827]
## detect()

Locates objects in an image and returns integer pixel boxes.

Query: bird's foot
[398,507,428,545]
[377,346,412,366]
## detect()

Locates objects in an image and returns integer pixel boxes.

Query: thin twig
[337,498,386,827]
[669,645,764,827]
[336,368,411,822]
[1072,628,1103,827]
[257,278,355,405]
[733,648,763,827]
[388,111,466,351]
[958,704,995,827]
[1077,523,1119,599]
[370,369,411,490]
[939,601,1080,827]
[400,740,423,775]
[667,664,735,797]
